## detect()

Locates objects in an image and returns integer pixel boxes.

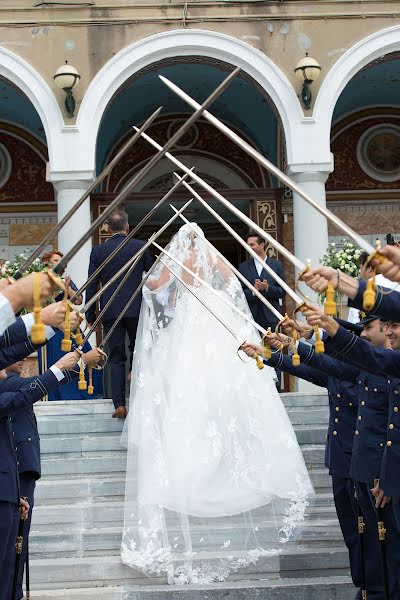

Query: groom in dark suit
[238,231,286,389]
[86,210,153,418]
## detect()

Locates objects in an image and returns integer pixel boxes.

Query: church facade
[0,1,399,304]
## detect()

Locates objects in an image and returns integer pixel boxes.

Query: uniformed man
[243,314,400,599]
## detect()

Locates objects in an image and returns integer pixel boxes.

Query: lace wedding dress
[121,224,314,585]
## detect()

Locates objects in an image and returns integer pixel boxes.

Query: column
[53,180,92,290]
[288,169,330,392]
[289,169,330,300]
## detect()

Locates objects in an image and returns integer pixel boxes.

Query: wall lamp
[54,61,81,118]
[294,53,321,110]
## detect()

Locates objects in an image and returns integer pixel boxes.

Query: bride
[121,223,314,585]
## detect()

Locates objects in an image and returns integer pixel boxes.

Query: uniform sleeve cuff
[49,365,65,381]
[0,293,16,335]
[21,312,35,335]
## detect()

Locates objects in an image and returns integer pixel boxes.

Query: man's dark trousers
[103,317,139,409]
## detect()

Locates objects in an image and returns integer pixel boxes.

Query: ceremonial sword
[157,257,265,370]
[170,205,283,323]
[13,106,163,279]
[159,75,374,255]
[70,170,194,302]
[52,67,241,278]
[78,200,193,347]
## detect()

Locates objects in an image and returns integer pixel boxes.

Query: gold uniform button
[374,388,378,392]
[365,387,369,391]
[380,443,384,447]
[334,418,339,423]
[355,430,359,435]
[333,431,337,436]
[349,402,353,407]
[387,441,392,447]
[389,424,395,430]
[335,407,340,412]
[336,394,341,398]
[395,390,399,395]
[28,437,31,442]
[358,416,362,421]
[395,407,399,413]
[361,401,365,406]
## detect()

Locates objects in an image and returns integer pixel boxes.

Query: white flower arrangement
[1,250,46,279]
[320,240,362,277]
[1,250,63,313]
[317,240,363,311]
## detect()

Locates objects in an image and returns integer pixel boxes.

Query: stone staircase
[28,394,355,599]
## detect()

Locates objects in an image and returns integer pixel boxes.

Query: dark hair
[246,231,265,245]
[41,250,63,265]
[107,210,129,233]
[358,251,369,267]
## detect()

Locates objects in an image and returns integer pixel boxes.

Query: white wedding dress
[121,224,314,584]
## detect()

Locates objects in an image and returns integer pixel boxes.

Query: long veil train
[121,224,314,584]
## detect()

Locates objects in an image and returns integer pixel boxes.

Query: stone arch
[78,29,302,171]
[313,25,400,157]
[0,46,63,172]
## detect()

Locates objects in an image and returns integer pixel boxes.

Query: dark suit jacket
[238,257,285,328]
[85,233,153,323]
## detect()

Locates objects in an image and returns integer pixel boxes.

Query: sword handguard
[324,282,337,316]
[31,272,46,344]
[61,300,72,352]
[262,328,272,359]
[292,330,300,367]
[253,353,264,370]
[378,520,386,541]
[275,313,289,335]
[92,347,108,370]
[87,366,94,395]
[313,325,325,353]
[363,277,376,311]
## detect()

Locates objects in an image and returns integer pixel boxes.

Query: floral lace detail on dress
[279,475,312,543]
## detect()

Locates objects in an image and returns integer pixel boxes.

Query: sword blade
[158,257,241,343]
[72,169,194,300]
[170,204,284,322]
[160,75,374,254]
[100,256,163,348]
[134,128,306,272]
[152,241,267,337]
[14,106,163,280]
[80,200,193,343]
[53,68,240,276]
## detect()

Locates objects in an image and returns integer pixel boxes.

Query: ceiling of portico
[0,77,45,141]
[96,58,280,179]
[333,51,400,122]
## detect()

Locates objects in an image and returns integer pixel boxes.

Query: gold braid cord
[31,273,46,344]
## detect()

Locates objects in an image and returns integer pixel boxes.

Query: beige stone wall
[0,1,398,121]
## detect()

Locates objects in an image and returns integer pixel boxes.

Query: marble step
[28,518,345,559]
[39,444,326,477]
[33,468,333,506]
[31,493,336,531]
[38,427,328,457]
[33,394,329,417]
[28,547,350,589]
[30,576,353,600]
[36,408,329,435]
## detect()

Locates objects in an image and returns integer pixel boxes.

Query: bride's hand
[240,341,264,357]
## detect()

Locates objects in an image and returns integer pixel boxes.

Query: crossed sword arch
[9,68,388,600]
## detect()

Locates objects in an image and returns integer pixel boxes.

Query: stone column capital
[52,179,93,194]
